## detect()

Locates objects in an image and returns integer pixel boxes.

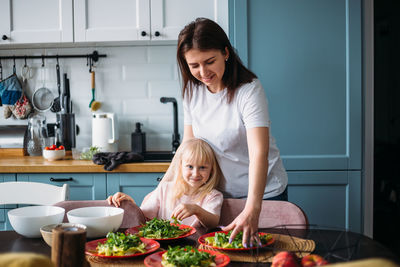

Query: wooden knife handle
[91,71,95,89]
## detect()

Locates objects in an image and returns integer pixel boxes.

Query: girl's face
[181,155,212,193]
[184,48,229,93]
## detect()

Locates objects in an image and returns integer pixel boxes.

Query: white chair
[0,182,69,205]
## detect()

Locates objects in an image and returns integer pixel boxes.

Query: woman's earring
[225,58,228,62]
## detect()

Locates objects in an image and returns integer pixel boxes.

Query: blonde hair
[170,138,222,205]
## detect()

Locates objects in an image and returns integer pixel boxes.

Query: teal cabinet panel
[0,174,16,209]
[230,0,362,171]
[0,209,12,231]
[17,173,106,200]
[107,173,163,206]
[288,171,362,233]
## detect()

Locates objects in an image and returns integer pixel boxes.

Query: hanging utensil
[32,62,54,112]
[89,69,101,111]
[50,58,61,113]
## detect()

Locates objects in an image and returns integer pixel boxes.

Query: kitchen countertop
[0,156,170,173]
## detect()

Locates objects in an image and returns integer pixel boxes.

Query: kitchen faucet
[160,97,180,153]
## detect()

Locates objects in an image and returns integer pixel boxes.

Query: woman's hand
[107,192,135,207]
[221,206,261,248]
[171,203,198,221]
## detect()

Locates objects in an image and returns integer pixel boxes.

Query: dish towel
[0,74,23,119]
[92,152,144,171]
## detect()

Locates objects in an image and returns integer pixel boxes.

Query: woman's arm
[172,203,220,229]
[222,127,269,247]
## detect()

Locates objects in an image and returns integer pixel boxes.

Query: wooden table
[0,228,399,266]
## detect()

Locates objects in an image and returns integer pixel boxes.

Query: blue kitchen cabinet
[107,173,163,206]
[230,0,362,171]
[230,0,363,232]
[0,174,15,230]
[0,209,12,231]
[288,171,362,233]
[17,173,107,201]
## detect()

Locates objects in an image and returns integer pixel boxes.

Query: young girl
[107,138,223,229]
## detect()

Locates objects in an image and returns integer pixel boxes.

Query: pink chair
[219,199,308,229]
[53,200,146,228]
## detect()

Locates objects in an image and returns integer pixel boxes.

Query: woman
[164,17,288,247]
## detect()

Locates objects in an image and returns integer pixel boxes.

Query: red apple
[301,254,328,266]
[272,251,301,267]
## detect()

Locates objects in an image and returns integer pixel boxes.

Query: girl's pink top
[140,181,223,227]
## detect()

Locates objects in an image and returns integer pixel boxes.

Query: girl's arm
[222,127,269,247]
[107,192,135,207]
[172,203,220,229]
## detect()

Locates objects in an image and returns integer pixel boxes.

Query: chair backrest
[219,199,308,229]
[0,182,69,205]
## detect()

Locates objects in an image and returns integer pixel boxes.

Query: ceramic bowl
[43,149,65,161]
[67,207,124,238]
[40,223,87,247]
[8,206,65,238]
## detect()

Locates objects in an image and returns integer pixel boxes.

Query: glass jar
[26,114,48,156]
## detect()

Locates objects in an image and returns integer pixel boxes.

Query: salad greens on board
[205,231,273,249]
[162,246,217,267]
[138,218,191,239]
[96,232,146,256]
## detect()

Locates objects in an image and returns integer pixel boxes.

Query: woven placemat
[198,233,315,263]
[86,254,147,267]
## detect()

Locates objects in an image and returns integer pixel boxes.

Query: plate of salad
[85,232,160,258]
[144,245,230,267]
[125,218,196,240]
[198,230,275,251]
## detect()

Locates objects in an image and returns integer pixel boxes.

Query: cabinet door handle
[156,176,163,182]
[141,31,147,37]
[154,31,160,37]
[50,177,73,182]
[2,35,8,40]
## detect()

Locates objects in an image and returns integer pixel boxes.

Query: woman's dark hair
[177,17,257,103]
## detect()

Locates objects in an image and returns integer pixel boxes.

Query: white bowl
[40,223,87,247]
[67,207,124,238]
[8,206,65,238]
[43,149,65,161]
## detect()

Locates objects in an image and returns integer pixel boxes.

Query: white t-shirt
[183,79,288,199]
[140,181,223,227]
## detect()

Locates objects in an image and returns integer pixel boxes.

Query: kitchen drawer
[0,209,12,231]
[17,173,106,201]
[107,173,163,206]
[0,174,17,209]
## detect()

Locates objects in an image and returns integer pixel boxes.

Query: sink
[142,151,175,162]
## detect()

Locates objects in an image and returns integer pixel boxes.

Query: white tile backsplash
[0,45,183,151]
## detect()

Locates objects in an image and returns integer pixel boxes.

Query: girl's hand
[107,192,135,207]
[221,207,260,248]
[171,203,198,221]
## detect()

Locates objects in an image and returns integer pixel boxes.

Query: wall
[0,45,184,152]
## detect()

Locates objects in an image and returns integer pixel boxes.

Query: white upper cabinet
[0,0,228,45]
[0,0,73,45]
[74,0,228,42]
[150,0,229,41]
[74,0,151,42]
